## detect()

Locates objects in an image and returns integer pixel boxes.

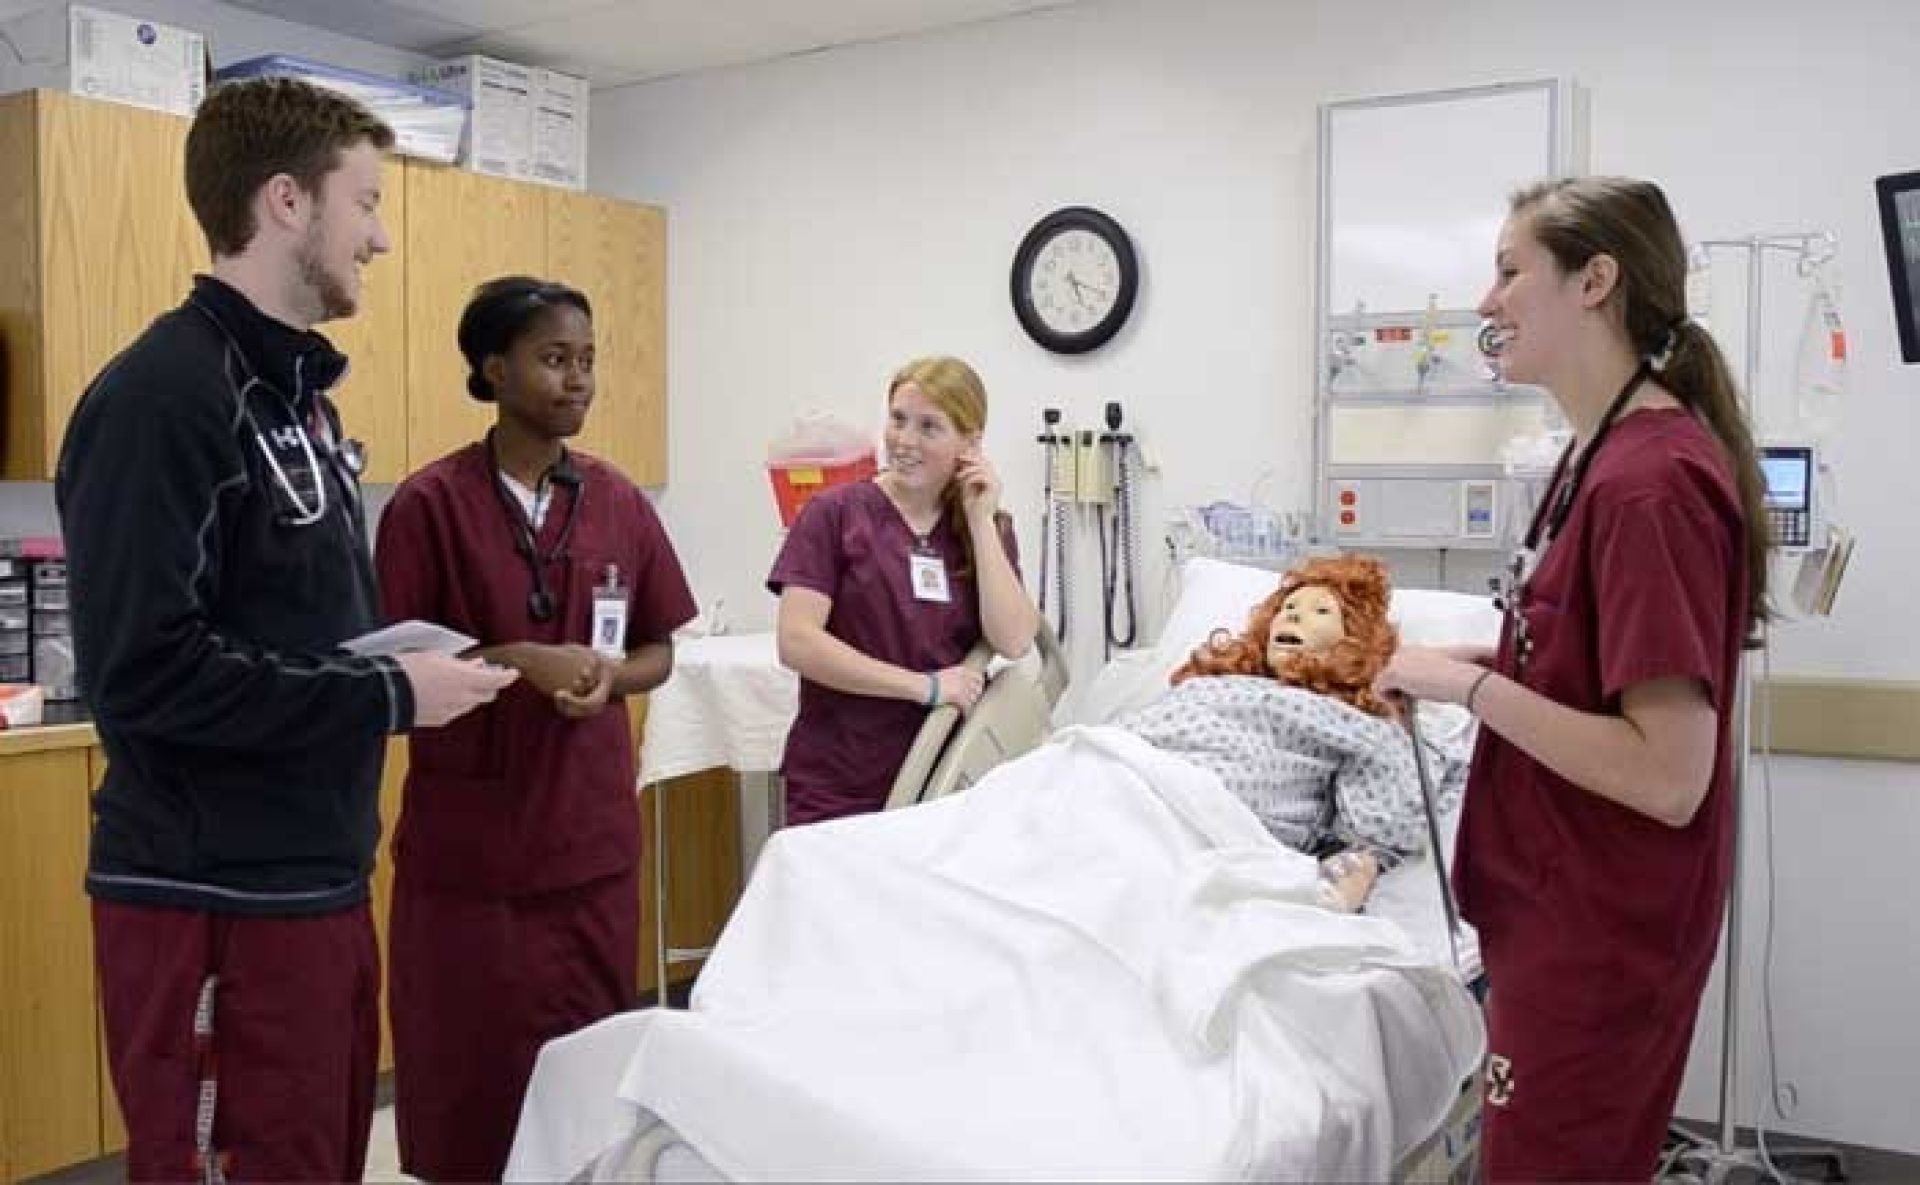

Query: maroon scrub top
[767,479,1019,824]
[377,443,696,895]
[1457,409,1749,1172]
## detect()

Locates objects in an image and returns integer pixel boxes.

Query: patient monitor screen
[1761,451,1810,510]
[1877,171,1920,363]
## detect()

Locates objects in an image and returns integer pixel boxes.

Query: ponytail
[1660,319,1772,626]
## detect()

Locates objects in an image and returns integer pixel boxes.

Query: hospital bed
[508,558,1498,1183]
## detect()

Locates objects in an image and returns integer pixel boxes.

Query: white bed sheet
[512,725,1484,1183]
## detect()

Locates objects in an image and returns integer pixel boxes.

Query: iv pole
[1664,233,1847,1185]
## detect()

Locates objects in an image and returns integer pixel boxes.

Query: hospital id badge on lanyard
[591,564,628,659]
[909,541,951,604]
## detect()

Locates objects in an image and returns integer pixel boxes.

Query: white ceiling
[220,0,1083,88]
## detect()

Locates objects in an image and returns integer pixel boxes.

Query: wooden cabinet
[402,162,667,484]
[0,89,410,482]
[370,739,407,1073]
[548,193,668,487]
[0,91,667,488]
[402,161,550,470]
[0,744,99,1182]
[90,747,127,1158]
[0,89,206,480]
[639,769,742,994]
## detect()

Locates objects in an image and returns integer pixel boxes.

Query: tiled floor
[362,1106,413,1184]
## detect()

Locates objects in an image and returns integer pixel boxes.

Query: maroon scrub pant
[93,899,380,1183]
[1479,987,1698,1182]
[390,867,638,1182]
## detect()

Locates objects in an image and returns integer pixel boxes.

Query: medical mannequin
[1165,555,1409,912]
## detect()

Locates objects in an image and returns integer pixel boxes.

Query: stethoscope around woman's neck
[1520,360,1653,555]
[487,427,584,622]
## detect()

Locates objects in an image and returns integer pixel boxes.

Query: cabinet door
[89,748,125,1157]
[0,748,101,1180]
[0,93,43,480]
[404,163,549,471]
[323,157,410,484]
[547,192,667,486]
[32,92,207,479]
[369,739,407,1072]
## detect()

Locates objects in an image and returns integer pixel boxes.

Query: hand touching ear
[955,448,1002,520]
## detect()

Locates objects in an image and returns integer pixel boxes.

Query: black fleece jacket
[56,276,415,916]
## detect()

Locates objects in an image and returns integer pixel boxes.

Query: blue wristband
[926,672,941,707]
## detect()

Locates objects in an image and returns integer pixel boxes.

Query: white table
[639,631,797,1001]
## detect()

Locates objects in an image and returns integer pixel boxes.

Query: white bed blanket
[604,725,1484,1182]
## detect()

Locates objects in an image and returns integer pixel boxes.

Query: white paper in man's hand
[341,620,477,658]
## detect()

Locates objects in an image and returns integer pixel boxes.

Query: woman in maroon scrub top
[375,276,697,1181]
[1377,178,1772,1183]
[769,356,1040,825]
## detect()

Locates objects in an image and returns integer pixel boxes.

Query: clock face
[1027,228,1123,336]
[1011,206,1138,354]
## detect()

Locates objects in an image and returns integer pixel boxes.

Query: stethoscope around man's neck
[189,296,365,528]
[487,427,584,622]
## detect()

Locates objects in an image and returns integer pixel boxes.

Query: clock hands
[1065,271,1109,309]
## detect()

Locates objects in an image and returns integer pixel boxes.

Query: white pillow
[1151,556,1285,667]
[1067,556,1501,727]
[1157,557,1500,666]
[1391,587,1502,650]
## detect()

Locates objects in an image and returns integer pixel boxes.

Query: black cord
[1105,441,1138,653]
[1521,362,1652,554]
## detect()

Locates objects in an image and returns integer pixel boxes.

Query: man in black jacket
[56,76,516,1182]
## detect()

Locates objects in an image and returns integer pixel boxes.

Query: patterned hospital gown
[1117,675,1465,861]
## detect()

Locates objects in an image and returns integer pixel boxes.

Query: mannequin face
[1266,584,1346,671]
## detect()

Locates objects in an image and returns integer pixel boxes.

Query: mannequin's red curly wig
[1171,554,1399,717]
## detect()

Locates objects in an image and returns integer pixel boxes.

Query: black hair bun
[466,372,495,402]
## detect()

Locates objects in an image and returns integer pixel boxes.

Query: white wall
[588,0,1920,1153]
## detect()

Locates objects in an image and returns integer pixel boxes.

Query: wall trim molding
[1755,677,1920,763]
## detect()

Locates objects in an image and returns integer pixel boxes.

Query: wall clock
[1010,206,1139,354]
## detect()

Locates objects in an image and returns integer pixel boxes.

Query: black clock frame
[1010,206,1139,355]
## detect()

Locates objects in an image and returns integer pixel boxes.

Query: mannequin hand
[932,664,985,711]
[1374,646,1484,706]
[514,644,603,699]
[955,449,1002,521]
[554,654,615,718]
[1315,849,1382,913]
